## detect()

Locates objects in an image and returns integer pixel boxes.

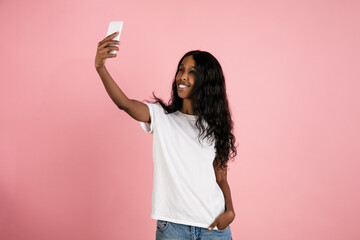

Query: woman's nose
[181,72,187,80]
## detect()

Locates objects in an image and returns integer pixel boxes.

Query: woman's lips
[178,84,190,91]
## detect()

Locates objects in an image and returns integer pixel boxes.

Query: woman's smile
[178,83,190,91]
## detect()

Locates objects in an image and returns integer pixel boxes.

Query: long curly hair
[146,50,237,170]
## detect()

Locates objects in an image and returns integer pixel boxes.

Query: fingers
[95,33,120,68]
[98,40,120,49]
[97,48,119,60]
[208,220,219,231]
[99,46,119,54]
[107,31,119,39]
[98,32,119,46]
[97,40,120,57]
[105,53,117,58]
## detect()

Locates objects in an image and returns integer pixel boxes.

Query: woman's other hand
[208,210,235,231]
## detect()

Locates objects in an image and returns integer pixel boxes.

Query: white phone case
[106,21,123,54]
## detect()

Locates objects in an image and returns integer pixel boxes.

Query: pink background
[1,0,359,239]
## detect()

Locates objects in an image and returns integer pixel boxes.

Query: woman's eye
[189,71,196,74]
[178,68,184,72]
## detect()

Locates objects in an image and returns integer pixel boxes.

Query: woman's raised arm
[95,32,150,123]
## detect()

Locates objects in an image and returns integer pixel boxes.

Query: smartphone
[106,21,123,54]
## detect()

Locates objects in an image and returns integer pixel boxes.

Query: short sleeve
[139,102,155,134]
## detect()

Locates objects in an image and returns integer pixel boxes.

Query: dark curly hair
[146,50,237,170]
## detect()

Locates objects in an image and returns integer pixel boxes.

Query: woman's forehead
[180,56,196,68]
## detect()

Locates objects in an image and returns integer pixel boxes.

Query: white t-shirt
[139,102,225,229]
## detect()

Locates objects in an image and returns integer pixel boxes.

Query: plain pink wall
[1,0,359,239]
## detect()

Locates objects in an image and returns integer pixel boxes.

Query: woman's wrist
[96,65,106,72]
[226,209,235,218]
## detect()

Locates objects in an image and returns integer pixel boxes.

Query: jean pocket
[157,220,170,232]
[214,225,228,232]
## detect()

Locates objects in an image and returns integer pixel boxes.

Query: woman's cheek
[189,87,194,97]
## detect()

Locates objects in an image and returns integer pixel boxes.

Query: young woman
[95,32,237,240]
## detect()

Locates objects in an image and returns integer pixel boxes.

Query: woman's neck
[181,99,194,115]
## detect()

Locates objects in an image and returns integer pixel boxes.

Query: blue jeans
[156,220,232,240]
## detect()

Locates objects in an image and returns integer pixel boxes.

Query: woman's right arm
[95,32,150,123]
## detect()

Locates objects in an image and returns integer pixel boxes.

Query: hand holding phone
[95,21,123,69]
[106,21,123,54]
[95,32,120,69]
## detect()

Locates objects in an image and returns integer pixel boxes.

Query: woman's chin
[177,90,183,97]
[177,89,193,100]
[177,93,187,99]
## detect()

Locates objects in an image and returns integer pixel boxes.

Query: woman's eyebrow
[180,64,196,69]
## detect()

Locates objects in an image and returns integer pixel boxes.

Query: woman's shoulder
[143,102,168,116]
[143,101,161,109]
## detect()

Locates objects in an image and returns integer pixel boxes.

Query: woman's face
[176,55,196,100]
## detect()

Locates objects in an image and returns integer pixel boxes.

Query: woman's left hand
[208,210,235,231]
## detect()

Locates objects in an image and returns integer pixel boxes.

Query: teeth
[179,84,189,88]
